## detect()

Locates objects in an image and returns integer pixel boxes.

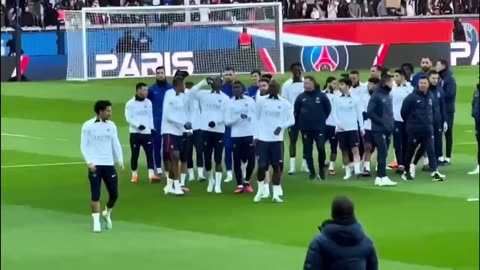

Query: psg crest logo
[461,23,479,43]
[300,46,349,72]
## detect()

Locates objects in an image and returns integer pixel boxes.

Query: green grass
[1,67,479,270]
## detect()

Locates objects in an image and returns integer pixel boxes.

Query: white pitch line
[1,162,85,169]
[1,133,69,142]
[456,141,477,145]
[467,198,479,202]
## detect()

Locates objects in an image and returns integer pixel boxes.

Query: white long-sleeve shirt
[391,84,414,122]
[188,80,230,134]
[350,82,369,100]
[80,118,123,166]
[333,94,364,132]
[188,97,202,130]
[358,92,372,130]
[324,89,342,127]
[255,96,295,142]
[282,79,304,108]
[125,97,154,134]
[161,89,189,136]
[225,96,256,138]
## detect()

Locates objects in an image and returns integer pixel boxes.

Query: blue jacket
[429,84,447,126]
[221,82,247,98]
[439,69,457,114]
[366,86,394,133]
[303,221,378,270]
[472,86,480,122]
[148,81,172,129]
[294,89,331,132]
[401,89,434,133]
[411,71,428,88]
[247,85,259,98]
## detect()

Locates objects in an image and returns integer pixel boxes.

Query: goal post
[64,3,284,81]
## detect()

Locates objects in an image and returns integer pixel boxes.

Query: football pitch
[1,66,479,270]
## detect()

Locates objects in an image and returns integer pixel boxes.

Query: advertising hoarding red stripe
[282,19,480,45]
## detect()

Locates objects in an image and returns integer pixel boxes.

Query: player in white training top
[333,78,365,180]
[282,63,308,174]
[81,100,124,233]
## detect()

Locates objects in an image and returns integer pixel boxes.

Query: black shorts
[337,130,360,151]
[363,130,374,144]
[88,165,118,201]
[163,133,188,162]
[257,141,284,168]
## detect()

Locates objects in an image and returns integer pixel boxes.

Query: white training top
[161,89,189,136]
[358,92,372,130]
[80,118,123,166]
[188,79,230,134]
[391,84,414,122]
[324,89,342,127]
[350,82,369,100]
[188,96,202,131]
[125,97,154,134]
[255,96,295,142]
[225,95,256,138]
[282,79,304,108]
[333,93,364,132]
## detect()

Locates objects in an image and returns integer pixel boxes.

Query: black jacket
[429,84,447,126]
[401,89,434,133]
[303,220,378,270]
[294,89,331,132]
[366,86,394,133]
[439,69,457,114]
[473,86,480,122]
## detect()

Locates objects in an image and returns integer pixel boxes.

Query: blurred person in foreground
[469,77,480,175]
[303,196,378,270]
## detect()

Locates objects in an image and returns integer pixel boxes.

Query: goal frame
[70,2,284,81]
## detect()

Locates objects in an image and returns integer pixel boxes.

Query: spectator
[21,5,34,26]
[376,0,388,15]
[1,3,5,28]
[327,0,338,18]
[405,0,415,15]
[337,0,350,17]
[303,196,378,270]
[349,0,362,17]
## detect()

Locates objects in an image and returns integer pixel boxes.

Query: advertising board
[284,43,451,72]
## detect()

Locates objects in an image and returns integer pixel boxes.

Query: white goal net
[64,3,284,81]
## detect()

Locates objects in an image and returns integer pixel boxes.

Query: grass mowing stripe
[1,162,85,169]
[1,132,69,142]
[1,204,454,270]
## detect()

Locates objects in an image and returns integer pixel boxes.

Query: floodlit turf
[1,67,479,270]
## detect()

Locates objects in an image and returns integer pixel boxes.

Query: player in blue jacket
[148,66,173,176]
[222,67,246,182]
[247,70,261,98]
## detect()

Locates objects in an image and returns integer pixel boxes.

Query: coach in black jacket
[401,76,444,182]
[367,74,396,186]
[294,76,331,180]
[436,60,457,164]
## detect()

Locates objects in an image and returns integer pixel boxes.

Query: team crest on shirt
[437,92,441,98]
[315,97,320,103]
[278,106,281,109]
[218,99,222,103]
[428,99,432,105]
[106,128,110,132]
[245,104,248,107]
[144,105,147,108]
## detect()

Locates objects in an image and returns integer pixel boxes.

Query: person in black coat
[367,74,397,187]
[294,76,331,180]
[468,79,480,175]
[303,196,378,270]
[436,59,457,165]
[401,76,445,182]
